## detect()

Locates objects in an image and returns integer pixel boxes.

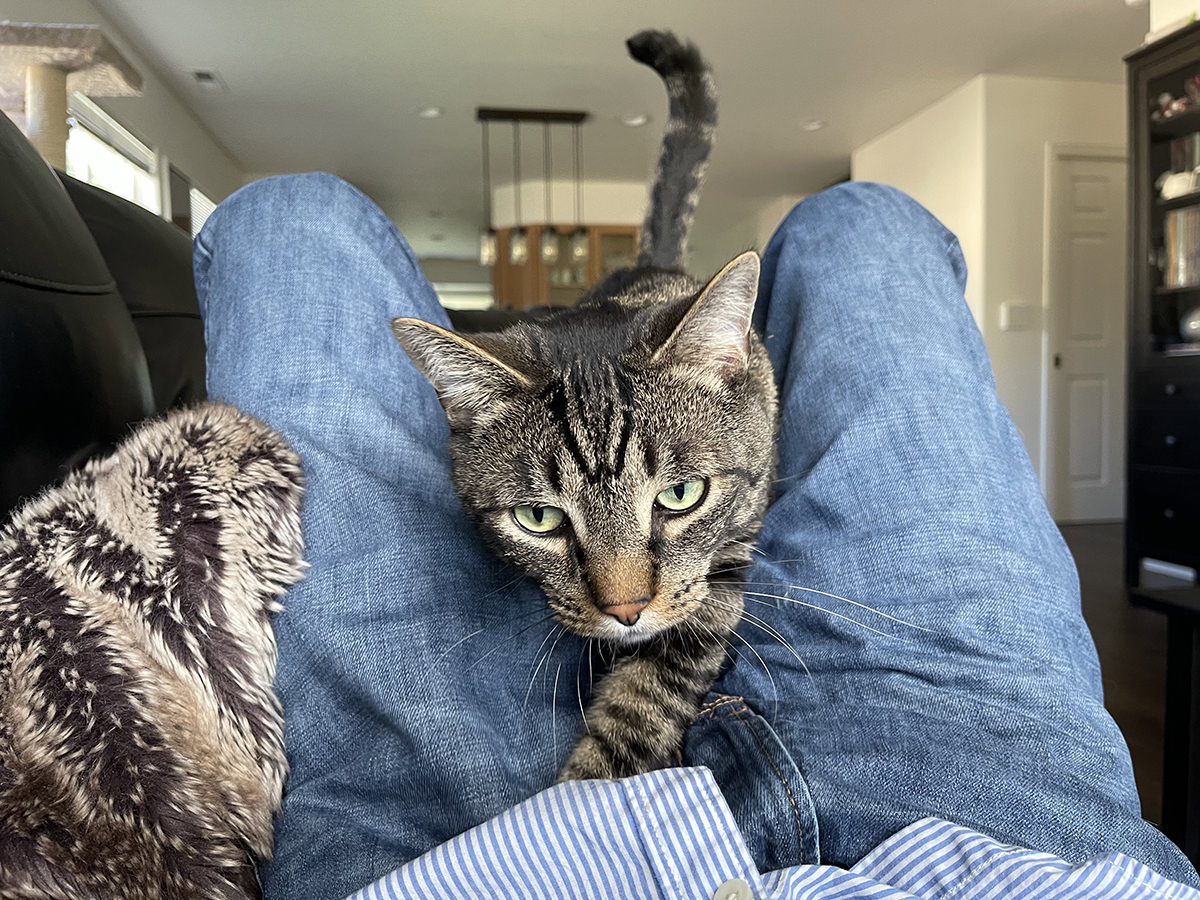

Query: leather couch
[0,109,204,521]
[0,108,524,523]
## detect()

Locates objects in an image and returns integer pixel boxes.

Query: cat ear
[652,251,760,376]
[392,318,532,423]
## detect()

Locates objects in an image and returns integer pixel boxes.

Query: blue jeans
[195,174,1197,900]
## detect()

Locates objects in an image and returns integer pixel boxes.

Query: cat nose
[603,598,650,627]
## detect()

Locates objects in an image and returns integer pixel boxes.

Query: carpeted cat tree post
[0,21,142,170]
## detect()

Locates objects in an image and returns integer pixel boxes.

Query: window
[188,186,217,238]
[65,93,160,215]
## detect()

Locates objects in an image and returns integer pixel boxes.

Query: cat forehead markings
[540,358,637,487]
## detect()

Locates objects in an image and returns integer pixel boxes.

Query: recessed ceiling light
[417,106,443,119]
[620,113,649,127]
[799,118,826,132]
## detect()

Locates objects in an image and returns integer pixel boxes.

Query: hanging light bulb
[540,229,559,264]
[509,122,530,266]
[570,121,589,263]
[540,123,559,264]
[510,227,529,265]
[479,121,497,266]
[569,229,588,263]
[480,229,498,266]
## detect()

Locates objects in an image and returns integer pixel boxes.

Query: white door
[1045,149,1127,523]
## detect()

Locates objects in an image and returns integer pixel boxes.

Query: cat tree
[0,21,141,169]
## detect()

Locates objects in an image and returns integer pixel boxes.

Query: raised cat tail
[627,30,717,271]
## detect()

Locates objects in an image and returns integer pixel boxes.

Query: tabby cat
[393,30,778,780]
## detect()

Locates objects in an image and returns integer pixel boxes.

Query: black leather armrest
[0,111,155,519]
[60,173,206,411]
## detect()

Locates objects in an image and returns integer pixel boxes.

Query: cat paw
[557,736,656,782]
[557,740,614,782]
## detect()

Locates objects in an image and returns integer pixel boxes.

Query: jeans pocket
[684,694,820,870]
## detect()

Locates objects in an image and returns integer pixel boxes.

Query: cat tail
[627,30,717,271]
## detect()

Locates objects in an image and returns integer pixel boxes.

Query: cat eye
[513,504,566,534]
[655,479,707,513]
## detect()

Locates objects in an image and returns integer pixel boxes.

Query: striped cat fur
[0,403,306,900]
[393,31,778,781]
[627,29,718,271]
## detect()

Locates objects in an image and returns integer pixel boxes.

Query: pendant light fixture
[477,108,589,274]
[539,122,559,264]
[479,120,497,266]
[570,121,589,263]
[508,121,529,265]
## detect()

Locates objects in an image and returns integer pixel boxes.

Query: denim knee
[206,172,384,237]
[759,181,969,330]
[777,181,948,244]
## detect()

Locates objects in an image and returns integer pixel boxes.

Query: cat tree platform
[0,22,142,169]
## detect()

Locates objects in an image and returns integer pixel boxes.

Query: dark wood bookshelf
[1150,108,1200,139]
[1159,192,1200,212]
[1126,20,1200,863]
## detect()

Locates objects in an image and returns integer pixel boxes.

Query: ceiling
[89,0,1149,263]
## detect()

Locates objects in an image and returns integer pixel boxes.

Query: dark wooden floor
[1060,522,1166,826]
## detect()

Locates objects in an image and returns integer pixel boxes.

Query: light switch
[999,302,1035,332]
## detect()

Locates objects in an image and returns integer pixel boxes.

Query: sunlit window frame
[66,92,162,215]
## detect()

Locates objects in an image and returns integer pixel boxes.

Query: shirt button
[713,877,753,900]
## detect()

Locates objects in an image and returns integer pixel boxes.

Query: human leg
[686,182,1196,883]
[195,174,583,900]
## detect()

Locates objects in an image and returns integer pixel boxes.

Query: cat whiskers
[703,593,812,681]
[739,582,934,634]
[413,604,554,701]
[432,627,488,666]
[575,638,593,733]
[685,614,777,708]
[742,591,889,639]
[464,609,557,673]
[441,572,547,669]
[724,624,782,720]
[524,623,565,709]
[771,468,810,486]
[713,551,935,635]
[552,662,563,751]
[726,539,766,557]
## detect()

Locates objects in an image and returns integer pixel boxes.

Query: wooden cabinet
[492,225,639,310]
[1125,23,1200,587]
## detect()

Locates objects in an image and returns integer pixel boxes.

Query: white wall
[1151,0,1199,32]
[848,75,1125,483]
[852,77,986,325]
[980,76,1125,476]
[754,194,809,249]
[5,0,245,199]
[686,208,761,280]
[489,179,647,229]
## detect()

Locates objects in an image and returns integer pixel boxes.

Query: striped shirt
[346,767,1198,900]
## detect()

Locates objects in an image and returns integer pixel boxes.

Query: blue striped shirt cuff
[345,766,1200,900]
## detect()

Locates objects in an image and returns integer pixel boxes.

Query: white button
[713,877,753,900]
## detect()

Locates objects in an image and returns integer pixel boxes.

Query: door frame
[1039,141,1128,522]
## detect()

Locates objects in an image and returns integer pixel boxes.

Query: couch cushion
[0,117,113,293]
[60,173,206,410]
[0,110,155,520]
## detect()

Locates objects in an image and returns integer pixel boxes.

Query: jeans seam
[730,703,808,863]
[698,695,747,719]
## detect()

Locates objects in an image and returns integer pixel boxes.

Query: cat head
[393,252,776,644]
